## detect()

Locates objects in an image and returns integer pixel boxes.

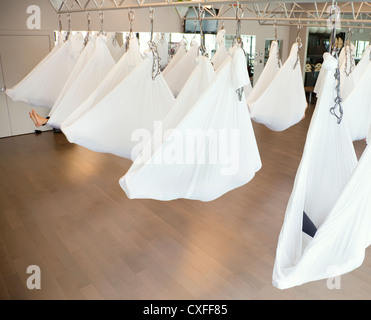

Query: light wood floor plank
[0,105,369,300]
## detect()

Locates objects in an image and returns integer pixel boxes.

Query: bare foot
[29,111,40,127]
[29,109,48,127]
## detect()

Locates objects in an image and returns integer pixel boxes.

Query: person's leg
[29,109,49,127]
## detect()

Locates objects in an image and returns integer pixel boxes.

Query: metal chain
[274,22,281,67]
[293,24,302,69]
[344,26,354,77]
[234,5,243,48]
[233,4,245,101]
[125,10,135,52]
[330,52,343,124]
[58,14,62,33]
[148,41,161,80]
[147,8,161,80]
[84,12,91,46]
[198,5,207,56]
[65,13,71,41]
[98,11,104,35]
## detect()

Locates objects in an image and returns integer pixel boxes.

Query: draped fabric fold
[106,32,122,62]
[211,29,229,71]
[313,52,330,97]
[273,55,358,289]
[49,35,97,117]
[162,40,187,77]
[247,40,281,105]
[164,40,199,97]
[62,49,175,160]
[47,35,115,129]
[247,43,307,132]
[342,56,371,141]
[120,48,261,201]
[62,37,143,129]
[6,33,84,109]
[351,45,371,85]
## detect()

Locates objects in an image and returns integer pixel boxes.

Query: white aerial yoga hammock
[6,33,84,109]
[49,34,97,117]
[313,52,330,97]
[246,40,281,103]
[272,54,358,289]
[62,37,143,129]
[162,40,186,77]
[47,35,115,129]
[106,32,122,62]
[342,54,371,141]
[164,40,199,97]
[211,29,229,71]
[351,45,371,85]
[247,42,307,132]
[120,47,261,202]
[62,48,175,160]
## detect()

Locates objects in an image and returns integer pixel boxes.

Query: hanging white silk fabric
[164,40,199,97]
[247,43,307,132]
[106,32,122,62]
[342,55,371,141]
[313,52,330,97]
[120,47,261,202]
[350,45,371,85]
[155,33,169,70]
[211,29,229,71]
[338,45,345,67]
[246,40,281,103]
[162,40,186,77]
[47,35,115,129]
[49,35,97,117]
[339,43,356,100]
[62,49,175,160]
[272,55,358,289]
[62,37,143,129]
[6,33,84,109]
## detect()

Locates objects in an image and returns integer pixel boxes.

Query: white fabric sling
[351,45,371,85]
[313,52,330,97]
[342,58,371,141]
[120,47,261,201]
[272,54,358,290]
[62,49,175,160]
[211,29,229,71]
[62,37,143,129]
[247,40,281,105]
[47,35,115,129]
[162,40,186,77]
[106,32,122,63]
[6,33,84,109]
[49,35,97,117]
[247,43,307,132]
[164,40,199,97]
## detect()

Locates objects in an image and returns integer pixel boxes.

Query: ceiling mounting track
[49,1,371,28]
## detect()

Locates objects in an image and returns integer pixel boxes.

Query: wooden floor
[0,104,370,300]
